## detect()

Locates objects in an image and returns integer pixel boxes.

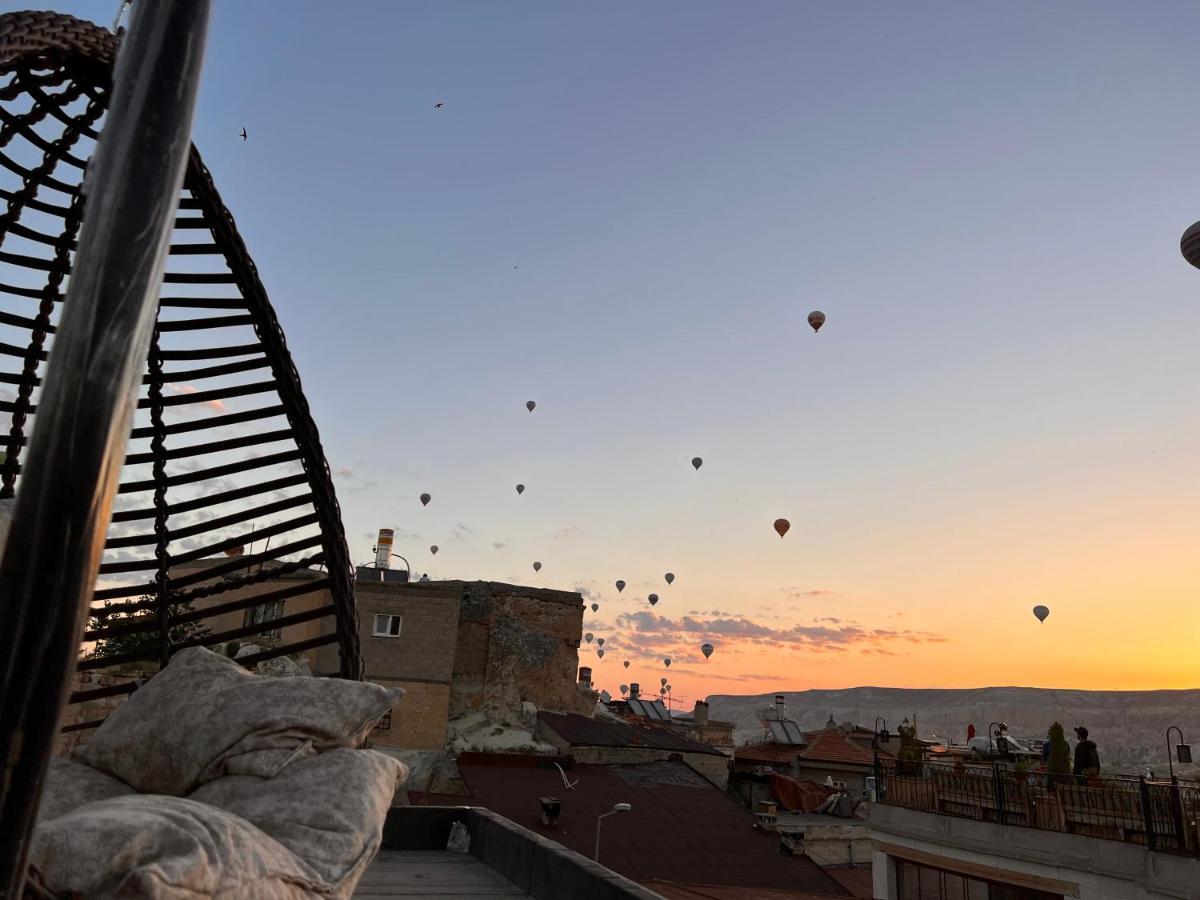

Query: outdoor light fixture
[593,802,631,862]
[1167,726,1191,781]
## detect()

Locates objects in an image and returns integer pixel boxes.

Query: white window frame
[831,779,848,790]
[372,614,403,637]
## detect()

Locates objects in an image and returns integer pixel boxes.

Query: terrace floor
[354,851,531,897]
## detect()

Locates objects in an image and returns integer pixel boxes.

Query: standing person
[1073,726,1100,780]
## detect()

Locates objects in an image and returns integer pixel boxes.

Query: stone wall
[367,678,450,751]
[447,581,592,721]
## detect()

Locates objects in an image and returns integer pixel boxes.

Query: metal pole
[1167,726,1183,783]
[0,3,210,894]
[593,814,603,861]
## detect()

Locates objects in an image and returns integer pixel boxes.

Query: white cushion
[79,646,401,796]
[191,748,407,896]
[29,794,336,898]
[36,757,135,824]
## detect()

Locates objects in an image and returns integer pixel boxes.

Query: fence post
[1139,777,1157,852]
[993,761,1006,826]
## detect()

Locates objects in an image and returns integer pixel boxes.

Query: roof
[648,882,850,899]
[419,756,849,896]
[796,729,877,768]
[734,742,803,767]
[824,867,874,899]
[540,711,726,757]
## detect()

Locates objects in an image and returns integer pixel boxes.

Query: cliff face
[450,581,596,722]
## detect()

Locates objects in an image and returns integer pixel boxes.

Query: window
[896,860,1061,900]
[831,779,848,789]
[244,600,284,641]
[373,614,402,637]
[374,710,392,732]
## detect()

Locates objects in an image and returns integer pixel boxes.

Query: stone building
[76,562,595,755]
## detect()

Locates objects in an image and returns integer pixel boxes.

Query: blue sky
[55,0,1200,692]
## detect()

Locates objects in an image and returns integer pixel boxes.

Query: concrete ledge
[381,806,660,899]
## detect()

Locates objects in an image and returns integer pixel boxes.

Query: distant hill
[706,686,1200,774]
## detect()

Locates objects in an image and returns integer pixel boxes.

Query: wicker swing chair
[0,7,361,734]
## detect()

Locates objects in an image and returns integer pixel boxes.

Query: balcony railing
[876,758,1200,857]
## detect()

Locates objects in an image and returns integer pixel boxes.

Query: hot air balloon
[659,686,666,695]
[1033,605,1050,623]
[532,561,542,572]
[664,573,675,585]
[615,580,625,593]
[623,661,630,669]
[585,633,593,643]
[691,457,703,470]
[591,602,599,613]
[648,594,659,606]
[773,518,790,538]
[420,493,431,506]
[430,545,439,555]
[597,648,605,659]
[661,677,668,686]
[663,657,671,669]
[526,400,536,412]
[701,642,714,660]
[516,484,525,495]
[808,310,826,332]
[620,684,628,696]
[597,638,605,647]
[665,684,671,693]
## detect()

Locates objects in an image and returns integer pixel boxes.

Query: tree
[897,716,923,775]
[87,595,210,664]
[1046,721,1071,776]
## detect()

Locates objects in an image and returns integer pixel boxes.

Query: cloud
[613,610,946,656]
[451,522,473,542]
[782,587,836,599]
[493,541,509,550]
[166,383,227,414]
[334,466,354,479]
[553,525,580,541]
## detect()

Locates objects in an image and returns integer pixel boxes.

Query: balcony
[876,758,1200,856]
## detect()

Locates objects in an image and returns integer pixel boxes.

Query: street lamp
[1167,726,1192,782]
[988,722,1009,759]
[593,803,631,862]
[874,717,889,751]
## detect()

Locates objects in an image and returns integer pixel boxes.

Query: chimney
[775,694,786,719]
[374,528,394,569]
[629,682,641,700]
[578,666,592,689]
[694,700,709,728]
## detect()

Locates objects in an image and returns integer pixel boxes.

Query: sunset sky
[63,0,1200,702]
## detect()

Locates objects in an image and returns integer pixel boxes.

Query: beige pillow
[36,757,136,824]
[79,647,402,796]
[29,794,334,899]
[191,749,407,897]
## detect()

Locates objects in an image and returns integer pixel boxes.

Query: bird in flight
[434,102,444,109]
[239,127,247,141]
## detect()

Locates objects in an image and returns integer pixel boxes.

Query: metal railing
[876,758,1200,857]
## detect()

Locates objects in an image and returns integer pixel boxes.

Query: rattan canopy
[0,11,361,731]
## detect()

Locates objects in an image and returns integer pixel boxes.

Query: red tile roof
[734,742,803,767]
[824,866,874,899]
[797,728,877,767]
[422,755,849,896]
[649,881,850,899]
[540,711,725,756]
